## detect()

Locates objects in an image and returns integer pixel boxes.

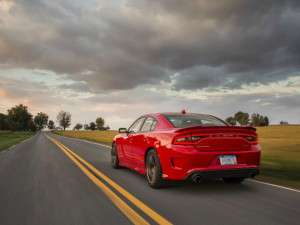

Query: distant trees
[79,117,110,131]
[0,113,9,130]
[89,122,96,130]
[73,123,83,130]
[280,121,289,125]
[34,112,49,130]
[84,124,90,130]
[7,104,34,131]
[226,111,270,127]
[48,120,55,130]
[234,111,250,126]
[57,111,71,130]
[96,117,105,130]
[251,113,269,126]
[225,116,236,125]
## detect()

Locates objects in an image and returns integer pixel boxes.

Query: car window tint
[128,117,145,133]
[150,120,157,131]
[164,114,226,128]
[141,117,155,132]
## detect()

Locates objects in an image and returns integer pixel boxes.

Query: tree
[84,124,90,130]
[280,121,289,125]
[7,104,33,131]
[48,120,55,130]
[73,123,83,130]
[225,116,236,125]
[89,122,96,130]
[34,112,49,130]
[28,120,37,132]
[251,113,269,126]
[96,117,105,130]
[57,111,71,130]
[263,116,269,126]
[0,113,9,130]
[234,111,250,126]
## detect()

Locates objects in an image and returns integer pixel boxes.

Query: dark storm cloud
[1,0,300,91]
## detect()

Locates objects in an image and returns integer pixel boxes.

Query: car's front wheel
[111,143,120,169]
[223,177,245,184]
[146,149,165,188]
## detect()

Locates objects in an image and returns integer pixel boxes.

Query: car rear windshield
[163,114,227,128]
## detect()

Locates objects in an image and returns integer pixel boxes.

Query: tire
[145,149,165,189]
[111,143,120,169]
[223,177,245,184]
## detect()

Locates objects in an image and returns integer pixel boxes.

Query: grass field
[0,131,35,151]
[55,126,300,189]
[54,130,118,146]
[256,125,300,189]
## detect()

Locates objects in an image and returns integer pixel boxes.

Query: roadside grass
[53,130,118,146]
[256,125,300,189]
[54,125,300,189]
[0,131,35,151]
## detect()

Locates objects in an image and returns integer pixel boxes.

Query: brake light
[244,136,257,142]
[173,135,205,145]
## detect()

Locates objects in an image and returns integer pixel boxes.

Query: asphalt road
[0,132,299,225]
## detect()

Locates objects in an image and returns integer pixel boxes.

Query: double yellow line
[46,135,172,225]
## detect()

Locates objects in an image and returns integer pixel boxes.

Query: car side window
[141,117,156,132]
[150,120,157,131]
[128,117,145,133]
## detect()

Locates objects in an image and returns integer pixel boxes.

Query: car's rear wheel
[146,149,164,188]
[223,177,245,184]
[111,143,120,169]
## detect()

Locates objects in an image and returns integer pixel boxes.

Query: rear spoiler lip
[174,125,256,133]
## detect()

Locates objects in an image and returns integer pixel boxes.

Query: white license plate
[219,155,237,165]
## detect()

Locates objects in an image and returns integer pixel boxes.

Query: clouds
[0,0,300,126]
[1,0,299,91]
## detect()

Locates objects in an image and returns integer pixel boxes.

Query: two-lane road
[0,132,299,225]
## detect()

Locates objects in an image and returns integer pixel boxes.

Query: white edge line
[249,179,300,193]
[52,133,111,149]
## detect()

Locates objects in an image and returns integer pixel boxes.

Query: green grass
[0,131,35,151]
[55,126,300,189]
[256,125,300,189]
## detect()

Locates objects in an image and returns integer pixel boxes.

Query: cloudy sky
[1,0,300,128]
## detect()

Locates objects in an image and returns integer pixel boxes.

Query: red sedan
[111,112,261,188]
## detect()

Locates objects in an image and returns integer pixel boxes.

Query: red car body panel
[113,113,261,181]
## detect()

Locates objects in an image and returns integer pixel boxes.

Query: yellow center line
[46,135,150,225]
[47,135,173,225]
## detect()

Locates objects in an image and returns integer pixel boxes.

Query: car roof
[143,112,213,117]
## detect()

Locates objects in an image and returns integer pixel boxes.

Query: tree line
[0,104,109,131]
[225,111,269,126]
[73,117,110,131]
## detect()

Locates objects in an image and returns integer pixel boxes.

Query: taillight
[173,135,205,145]
[244,136,257,142]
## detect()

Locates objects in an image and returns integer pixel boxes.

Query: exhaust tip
[191,175,203,183]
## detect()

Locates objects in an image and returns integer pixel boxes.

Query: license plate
[219,155,237,165]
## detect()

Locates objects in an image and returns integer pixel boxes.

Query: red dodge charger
[111,112,261,188]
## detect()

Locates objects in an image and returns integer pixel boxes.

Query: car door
[123,117,145,167]
[130,117,157,169]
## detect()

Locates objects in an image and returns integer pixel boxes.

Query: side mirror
[118,128,128,133]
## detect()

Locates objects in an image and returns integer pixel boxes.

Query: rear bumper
[188,168,259,181]
[159,144,261,180]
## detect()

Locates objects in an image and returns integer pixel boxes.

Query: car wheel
[223,177,245,184]
[111,143,120,169]
[146,149,165,188]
